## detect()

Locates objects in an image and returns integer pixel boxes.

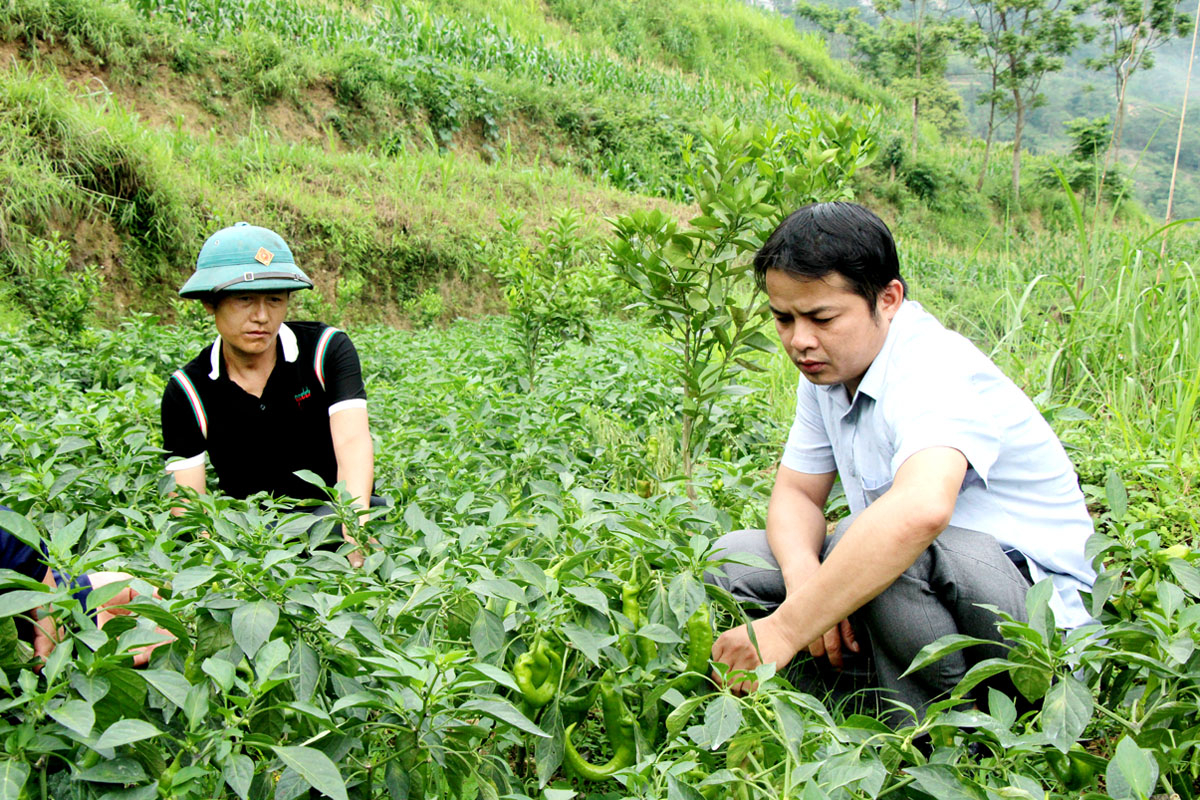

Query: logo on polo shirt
[294,387,312,407]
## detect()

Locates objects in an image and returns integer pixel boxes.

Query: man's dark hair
[753,202,907,311]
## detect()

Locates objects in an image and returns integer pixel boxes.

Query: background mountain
[770,0,1200,220]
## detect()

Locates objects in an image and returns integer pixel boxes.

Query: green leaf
[78,758,148,784]
[1040,676,1092,752]
[49,699,95,737]
[0,760,28,800]
[534,702,564,787]
[702,695,742,750]
[1024,579,1056,643]
[1106,736,1158,800]
[0,511,40,552]
[1105,469,1128,522]
[223,754,254,800]
[254,638,291,685]
[559,623,617,666]
[563,586,609,616]
[0,589,64,619]
[901,634,993,678]
[231,600,278,657]
[637,623,683,645]
[1169,560,1200,597]
[666,696,706,741]
[141,669,192,710]
[468,579,525,605]
[271,746,348,800]
[172,566,216,594]
[96,719,162,749]
[463,662,519,693]
[470,609,505,659]
[904,764,985,800]
[460,699,549,737]
[202,657,235,692]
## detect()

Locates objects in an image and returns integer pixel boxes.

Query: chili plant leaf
[96,719,162,749]
[223,753,253,800]
[534,701,564,787]
[1106,736,1158,800]
[48,699,94,738]
[78,758,148,784]
[231,600,278,658]
[460,699,548,738]
[0,760,28,800]
[701,694,742,750]
[1041,675,1092,752]
[271,746,349,800]
[901,634,993,678]
[904,764,985,800]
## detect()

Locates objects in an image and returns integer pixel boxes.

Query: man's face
[766,269,903,398]
[204,291,290,358]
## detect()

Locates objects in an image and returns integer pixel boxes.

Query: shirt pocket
[860,473,894,504]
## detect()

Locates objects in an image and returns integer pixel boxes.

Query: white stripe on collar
[279,323,299,363]
[208,335,222,380]
[209,323,298,380]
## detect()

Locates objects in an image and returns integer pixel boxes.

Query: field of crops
[4,222,1200,800]
[4,0,1200,797]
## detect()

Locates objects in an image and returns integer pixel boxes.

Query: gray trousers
[706,515,1031,724]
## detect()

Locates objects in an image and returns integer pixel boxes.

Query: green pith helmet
[179,222,313,299]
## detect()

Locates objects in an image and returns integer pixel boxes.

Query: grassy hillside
[0,0,1189,328]
[0,0,883,323]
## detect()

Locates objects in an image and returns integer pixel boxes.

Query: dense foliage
[3,244,1200,797]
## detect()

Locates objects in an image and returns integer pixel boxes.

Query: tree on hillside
[792,0,966,157]
[1085,0,1191,181]
[963,0,1010,189]
[986,0,1084,202]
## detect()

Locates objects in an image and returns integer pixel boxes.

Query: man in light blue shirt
[709,202,1095,721]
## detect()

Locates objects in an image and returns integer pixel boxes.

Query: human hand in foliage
[34,570,174,668]
[807,618,859,669]
[711,614,799,695]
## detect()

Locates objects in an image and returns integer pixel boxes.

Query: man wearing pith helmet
[161,222,377,565]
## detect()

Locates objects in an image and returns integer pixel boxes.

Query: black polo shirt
[161,321,367,501]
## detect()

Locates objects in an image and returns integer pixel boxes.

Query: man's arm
[765,465,836,597]
[713,447,968,691]
[330,407,374,566]
[168,464,207,516]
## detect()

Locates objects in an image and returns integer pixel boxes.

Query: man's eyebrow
[769,304,835,317]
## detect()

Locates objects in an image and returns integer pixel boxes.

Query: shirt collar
[208,323,298,380]
[855,300,918,401]
[278,323,299,363]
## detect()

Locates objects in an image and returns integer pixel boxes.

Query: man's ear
[878,279,904,320]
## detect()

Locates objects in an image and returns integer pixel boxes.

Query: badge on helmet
[179,222,313,298]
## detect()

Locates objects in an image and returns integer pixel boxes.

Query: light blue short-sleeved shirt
[781,300,1096,628]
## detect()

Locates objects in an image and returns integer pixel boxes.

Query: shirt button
[260,404,266,411]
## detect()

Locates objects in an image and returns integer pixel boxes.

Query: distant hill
[771,0,1200,220]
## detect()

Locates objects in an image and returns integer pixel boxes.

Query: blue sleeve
[0,524,46,582]
[1,514,95,615]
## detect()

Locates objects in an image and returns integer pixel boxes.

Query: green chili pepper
[514,638,563,708]
[620,581,657,667]
[563,676,637,781]
[560,679,600,713]
[1045,745,1097,791]
[667,603,713,693]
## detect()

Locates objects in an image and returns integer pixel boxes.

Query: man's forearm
[336,434,374,512]
[768,485,948,659]
[765,488,827,592]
